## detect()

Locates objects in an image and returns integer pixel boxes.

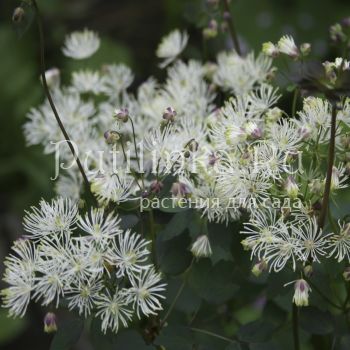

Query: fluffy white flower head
[156,29,189,68]
[62,29,100,60]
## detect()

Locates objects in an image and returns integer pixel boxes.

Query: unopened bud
[44,312,57,333]
[171,181,191,198]
[285,176,299,199]
[343,267,350,281]
[330,23,346,43]
[252,260,268,277]
[303,265,313,278]
[104,130,120,144]
[292,279,311,307]
[308,179,323,195]
[162,107,176,122]
[114,108,129,123]
[42,68,60,89]
[203,20,218,39]
[262,42,279,58]
[150,180,163,194]
[12,7,25,24]
[191,235,212,258]
[245,121,262,139]
[265,107,282,122]
[300,43,311,56]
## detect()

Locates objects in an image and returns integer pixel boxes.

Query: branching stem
[32,0,97,205]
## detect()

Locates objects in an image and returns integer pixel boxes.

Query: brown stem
[222,0,241,55]
[32,0,97,205]
[318,103,337,229]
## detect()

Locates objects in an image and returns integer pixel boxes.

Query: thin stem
[32,0,97,205]
[189,327,236,344]
[129,116,144,189]
[292,303,300,350]
[291,88,299,117]
[160,259,194,328]
[148,209,156,264]
[222,0,241,55]
[318,103,337,229]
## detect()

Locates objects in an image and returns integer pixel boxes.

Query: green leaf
[299,307,334,335]
[113,330,153,349]
[164,277,201,314]
[156,231,192,275]
[160,210,193,241]
[262,301,287,326]
[50,317,84,350]
[208,222,233,265]
[0,309,28,344]
[237,320,277,343]
[225,343,243,350]
[189,259,239,304]
[119,214,139,230]
[155,325,193,350]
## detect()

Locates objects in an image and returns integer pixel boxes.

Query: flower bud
[265,107,282,122]
[303,265,313,278]
[308,179,323,195]
[330,23,346,43]
[343,267,350,281]
[104,130,120,144]
[203,62,218,80]
[171,181,191,199]
[208,153,219,166]
[203,20,218,39]
[114,108,129,123]
[42,68,60,89]
[262,42,279,57]
[44,312,57,333]
[300,43,311,56]
[277,35,299,59]
[252,260,268,277]
[245,121,262,139]
[285,176,299,199]
[341,17,350,28]
[298,123,312,140]
[150,180,163,194]
[191,235,212,258]
[12,7,25,24]
[292,279,311,307]
[162,107,176,122]
[186,139,199,153]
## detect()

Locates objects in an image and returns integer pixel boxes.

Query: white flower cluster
[1,198,166,333]
[11,27,350,315]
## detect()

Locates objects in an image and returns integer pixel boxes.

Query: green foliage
[50,317,84,350]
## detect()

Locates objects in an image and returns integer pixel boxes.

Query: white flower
[1,239,37,317]
[77,208,121,244]
[112,230,150,278]
[71,70,104,94]
[62,29,100,59]
[95,289,133,333]
[156,29,189,68]
[23,197,78,240]
[67,279,103,317]
[127,268,166,318]
[328,221,350,262]
[277,35,299,58]
[90,172,134,205]
[191,235,212,258]
[292,216,329,262]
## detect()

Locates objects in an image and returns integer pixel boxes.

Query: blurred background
[0,0,349,348]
